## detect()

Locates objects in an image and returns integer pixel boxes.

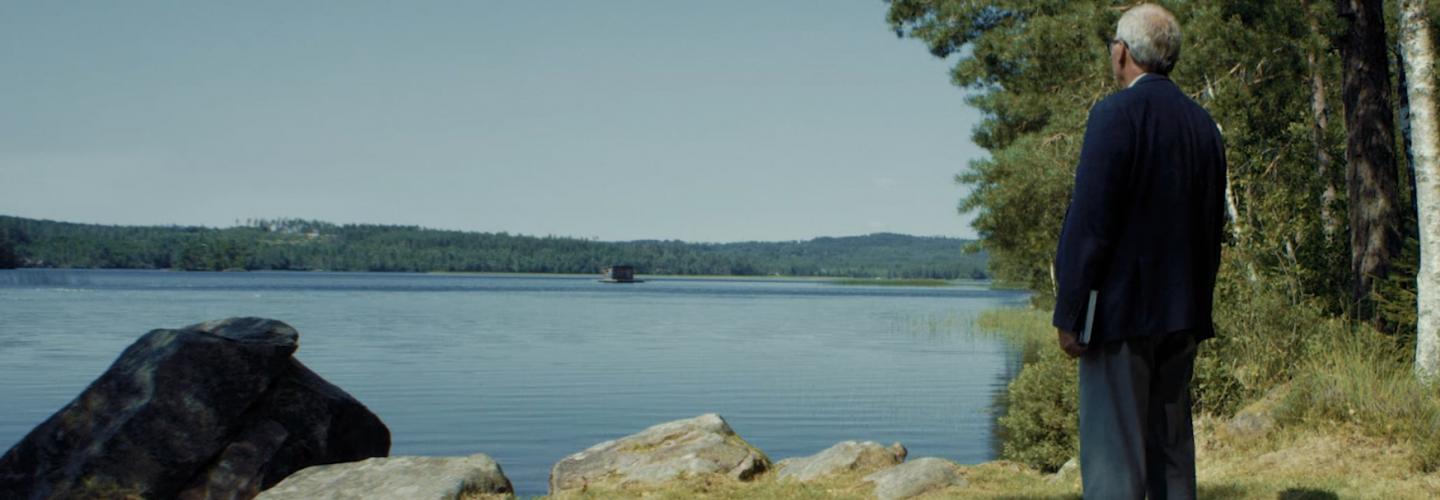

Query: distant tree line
[0,216,989,279]
[0,228,19,269]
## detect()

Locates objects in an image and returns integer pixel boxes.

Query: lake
[0,269,1028,497]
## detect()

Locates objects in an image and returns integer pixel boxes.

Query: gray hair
[1115,4,1182,75]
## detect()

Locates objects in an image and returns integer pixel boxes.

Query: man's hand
[1057,329,1088,359]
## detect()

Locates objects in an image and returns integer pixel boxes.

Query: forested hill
[0,216,988,279]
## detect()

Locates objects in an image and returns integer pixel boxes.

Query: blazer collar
[1132,73,1173,87]
[1126,72,1150,88]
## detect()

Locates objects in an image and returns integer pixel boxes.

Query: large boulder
[0,318,390,500]
[256,454,513,500]
[861,457,966,500]
[775,440,907,482]
[548,413,769,494]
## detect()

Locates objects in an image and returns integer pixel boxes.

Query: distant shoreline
[3,267,1003,288]
[0,215,990,280]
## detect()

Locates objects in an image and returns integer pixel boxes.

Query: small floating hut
[599,265,644,283]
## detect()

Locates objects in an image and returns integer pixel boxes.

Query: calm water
[0,269,1027,497]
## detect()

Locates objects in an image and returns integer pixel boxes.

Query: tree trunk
[1305,0,1341,237]
[1399,41,1421,223]
[1336,0,1403,314]
[1398,0,1440,381]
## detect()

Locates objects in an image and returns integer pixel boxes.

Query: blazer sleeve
[1052,99,1133,332]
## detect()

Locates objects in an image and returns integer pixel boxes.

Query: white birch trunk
[1399,0,1440,381]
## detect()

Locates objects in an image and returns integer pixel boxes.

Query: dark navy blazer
[1051,74,1227,344]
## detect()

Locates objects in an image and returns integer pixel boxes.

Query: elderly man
[1051,4,1225,499]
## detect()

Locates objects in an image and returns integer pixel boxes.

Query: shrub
[979,309,1078,472]
[979,265,1342,471]
[978,264,1430,472]
[996,339,1079,472]
[1191,260,1341,416]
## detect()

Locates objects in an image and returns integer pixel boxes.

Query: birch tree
[1397,0,1440,380]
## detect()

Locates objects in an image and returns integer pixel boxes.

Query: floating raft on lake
[599,265,644,283]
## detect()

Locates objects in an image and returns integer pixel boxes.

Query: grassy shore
[528,307,1440,499]
[427,271,853,282]
[963,307,1440,499]
[529,420,1439,499]
[828,278,955,287]
[426,271,998,287]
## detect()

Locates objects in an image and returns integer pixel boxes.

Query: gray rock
[548,413,770,493]
[1226,385,1286,439]
[776,440,907,482]
[0,318,390,500]
[257,454,513,500]
[1227,410,1274,438]
[861,457,966,500]
[1047,457,1079,483]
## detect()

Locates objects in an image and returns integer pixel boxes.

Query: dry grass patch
[1194,420,1440,499]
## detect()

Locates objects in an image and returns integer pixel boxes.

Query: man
[1051,4,1225,499]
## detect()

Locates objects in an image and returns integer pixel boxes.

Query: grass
[974,307,1052,355]
[1274,325,1440,471]
[829,278,953,287]
[1189,418,1440,499]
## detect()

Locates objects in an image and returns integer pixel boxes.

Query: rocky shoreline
[258,413,971,500]
[0,318,995,500]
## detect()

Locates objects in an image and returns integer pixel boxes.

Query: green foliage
[1184,1,1352,315]
[1275,322,1440,471]
[172,233,257,271]
[1374,236,1421,340]
[828,278,952,286]
[978,275,1354,471]
[888,0,1440,473]
[0,216,988,278]
[889,1,1115,304]
[970,252,1440,483]
[0,228,19,269]
[976,308,1052,365]
[978,308,1078,472]
[978,270,1438,473]
[997,341,1078,472]
[888,1,1354,310]
[887,0,1351,463]
[1192,256,1354,416]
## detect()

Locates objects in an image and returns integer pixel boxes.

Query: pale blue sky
[0,1,985,242]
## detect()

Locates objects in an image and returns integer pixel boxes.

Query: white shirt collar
[1127,72,1151,88]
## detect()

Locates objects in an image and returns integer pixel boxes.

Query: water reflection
[0,269,95,288]
[0,269,1029,496]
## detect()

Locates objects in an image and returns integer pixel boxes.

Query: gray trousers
[1079,331,1197,500]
